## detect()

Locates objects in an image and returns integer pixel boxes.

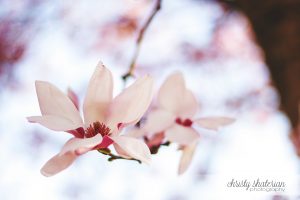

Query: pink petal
[143,109,175,135]
[111,135,151,164]
[125,128,146,138]
[34,81,83,128]
[106,75,153,133]
[67,127,85,138]
[67,87,79,110]
[146,132,165,148]
[178,141,198,175]
[96,135,114,149]
[113,143,131,159]
[40,152,77,177]
[83,63,113,126]
[177,89,198,119]
[60,134,103,156]
[157,72,186,115]
[194,117,235,130]
[164,124,199,145]
[27,115,82,132]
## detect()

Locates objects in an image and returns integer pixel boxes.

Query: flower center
[85,121,111,138]
[175,117,193,127]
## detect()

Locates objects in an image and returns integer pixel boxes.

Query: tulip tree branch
[97,148,142,164]
[122,0,162,82]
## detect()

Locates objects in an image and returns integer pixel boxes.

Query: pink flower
[27,63,153,177]
[142,72,234,174]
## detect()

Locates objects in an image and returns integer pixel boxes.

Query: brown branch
[122,0,162,82]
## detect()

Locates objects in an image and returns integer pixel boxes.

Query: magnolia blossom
[27,63,153,177]
[141,72,234,174]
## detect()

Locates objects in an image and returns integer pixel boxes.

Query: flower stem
[122,0,162,83]
[97,149,142,164]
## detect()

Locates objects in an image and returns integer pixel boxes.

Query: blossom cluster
[27,62,234,177]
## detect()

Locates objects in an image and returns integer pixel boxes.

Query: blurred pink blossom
[138,72,235,174]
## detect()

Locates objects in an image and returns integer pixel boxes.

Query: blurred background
[0,0,299,199]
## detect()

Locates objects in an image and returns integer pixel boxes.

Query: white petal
[34,81,83,128]
[60,134,103,156]
[113,143,132,159]
[143,109,175,135]
[125,128,146,138]
[158,72,186,114]
[194,117,235,130]
[107,75,153,132]
[83,63,113,126]
[178,141,198,175]
[177,89,198,119]
[111,135,151,164]
[27,115,82,131]
[67,88,79,110]
[40,152,77,177]
[165,124,199,145]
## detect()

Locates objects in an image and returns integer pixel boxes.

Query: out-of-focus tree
[218,0,300,154]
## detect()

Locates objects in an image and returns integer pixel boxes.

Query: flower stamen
[175,118,193,127]
[85,121,111,138]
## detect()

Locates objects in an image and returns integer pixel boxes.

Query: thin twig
[122,0,162,82]
[98,149,142,164]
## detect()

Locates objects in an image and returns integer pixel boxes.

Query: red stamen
[175,118,182,125]
[85,125,95,138]
[182,119,193,127]
[85,122,111,138]
[175,118,193,127]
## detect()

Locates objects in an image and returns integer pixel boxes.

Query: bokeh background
[0,0,299,199]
